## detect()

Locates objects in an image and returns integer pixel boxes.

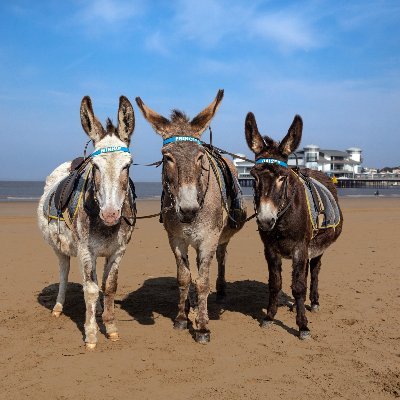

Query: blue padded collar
[163,136,202,146]
[90,146,130,157]
[255,158,288,168]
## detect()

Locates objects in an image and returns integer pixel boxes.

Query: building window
[306,154,318,162]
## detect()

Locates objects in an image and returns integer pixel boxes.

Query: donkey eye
[278,176,287,183]
[164,155,174,164]
[196,154,204,164]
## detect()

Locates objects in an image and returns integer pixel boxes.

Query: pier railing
[238,177,400,189]
[336,179,400,189]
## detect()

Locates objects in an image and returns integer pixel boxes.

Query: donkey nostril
[179,206,198,219]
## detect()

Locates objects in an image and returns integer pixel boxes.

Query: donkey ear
[135,97,170,138]
[245,112,265,154]
[117,96,135,145]
[279,115,303,156]
[80,96,105,143]
[190,89,224,138]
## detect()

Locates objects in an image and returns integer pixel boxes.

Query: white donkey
[38,96,136,349]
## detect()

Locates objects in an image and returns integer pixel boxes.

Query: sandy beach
[0,198,399,399]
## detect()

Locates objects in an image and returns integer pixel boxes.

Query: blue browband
[255,158,288,168]
[163,136,203,146]
[90,146,130,157]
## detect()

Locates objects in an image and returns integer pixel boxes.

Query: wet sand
[0,198,399,399]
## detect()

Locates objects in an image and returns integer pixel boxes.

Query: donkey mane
[170,109,190,123]
[106,118,117,134]
[262,135,278,149]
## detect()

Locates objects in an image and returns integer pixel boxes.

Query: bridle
[161,136,211,215]
[84,145,136,226]
[251,158,298,226]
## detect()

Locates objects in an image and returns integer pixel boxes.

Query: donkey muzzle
[100,208,121,226]
[257,217,276,231]
[177,185,200,223]
[256,201,278,231]
[178,205,199,223]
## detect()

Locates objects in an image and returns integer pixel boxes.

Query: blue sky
[0,0,399,180]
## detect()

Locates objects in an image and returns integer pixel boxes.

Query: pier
[239,177,400,189]
[336,179,400,189]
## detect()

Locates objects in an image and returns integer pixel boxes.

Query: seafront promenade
[239,177,400,189]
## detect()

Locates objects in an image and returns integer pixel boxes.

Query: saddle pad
[300,175,341,230]
[207,152,246,228]
[43,165,92,223]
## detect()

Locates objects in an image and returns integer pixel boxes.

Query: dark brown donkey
[245,112,343,339]
[136,90,246,343]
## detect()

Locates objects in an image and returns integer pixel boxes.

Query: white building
[288,146,362,177]
[232,146,363,181]
[232,154,255,183]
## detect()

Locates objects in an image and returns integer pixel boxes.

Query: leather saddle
[54,157,87,214]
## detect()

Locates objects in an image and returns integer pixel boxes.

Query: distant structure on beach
[233,145,363,180]
[288,145,363,177]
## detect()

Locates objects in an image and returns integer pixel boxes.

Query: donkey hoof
[299,330,311,340]
[195,330,210,344]
[311,304,320,313]
[173,320,188,330]
[107,332,120,342]
[261,319,274,328]
[85,342,97,350]
[51,310,62,318]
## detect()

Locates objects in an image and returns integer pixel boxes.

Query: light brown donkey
[136,90,246,343]
[38,96,136,349]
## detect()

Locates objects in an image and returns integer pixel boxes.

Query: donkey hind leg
[309,254,323,312]
[102,253,124,341]
[216,242,228,302]
[291,248,310,340]
[171,239,191,330]
[52,251,70,317]
[262,248,282,328]
[80,249,100,349]
[194,242,217,344]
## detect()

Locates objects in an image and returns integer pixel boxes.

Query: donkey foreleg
[194,240,218,343]
[309,254,322,312]
[291,248,310,340]
[102,252,124,341]
[52,251,70,317]
[91,262,103,317]
[262,247,282,328]
[216,242,228,302]
[79,248,99,349]
[170,239,191,330]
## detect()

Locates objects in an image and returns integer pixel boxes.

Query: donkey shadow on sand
[38,283,108,341]
[37,278,299,340]
[117,277,297,338]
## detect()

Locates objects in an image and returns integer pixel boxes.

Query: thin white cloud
[252,12,320,51]
[172,0,320,51]
[145,32,170,56]
[78,0,141,24]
